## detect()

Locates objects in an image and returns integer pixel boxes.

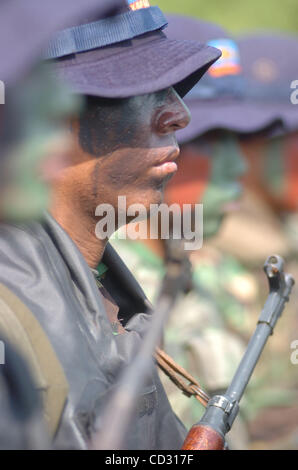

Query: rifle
[182,254,295,450]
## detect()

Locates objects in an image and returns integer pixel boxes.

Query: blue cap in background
[165,15,288,143]
[238,33,298,135]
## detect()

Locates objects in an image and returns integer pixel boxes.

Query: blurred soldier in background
[0,0,126,449]
[111,16,288,449]
[213,33,298,264]
[209,33,298,448]
[0,0,125,220]
[0,1,221,449]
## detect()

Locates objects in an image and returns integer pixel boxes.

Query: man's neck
[50,203,107,269]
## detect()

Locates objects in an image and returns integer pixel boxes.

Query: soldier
[213,33,298,264]
[212,33,298,448]
[111,16,287,449]
[238,34,298,237]
[0,0,126,449]
[0,1,221,449]
[0,0,125,220]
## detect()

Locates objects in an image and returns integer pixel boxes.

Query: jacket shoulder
[0,283,68,437]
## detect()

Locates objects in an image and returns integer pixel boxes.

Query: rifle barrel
[227,273,294,404]
[182,255,295,450]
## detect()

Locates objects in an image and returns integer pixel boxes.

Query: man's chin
[134,187,165,209]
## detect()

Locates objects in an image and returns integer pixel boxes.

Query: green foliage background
[156,0,298,34]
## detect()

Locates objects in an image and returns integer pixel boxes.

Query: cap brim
[272,103,298,134]
[176,99,291,143]
[54,34,221,98]
[0,0,124,83]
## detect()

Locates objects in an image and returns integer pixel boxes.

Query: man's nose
[156,88,191,135]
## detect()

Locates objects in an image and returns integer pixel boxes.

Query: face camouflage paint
[165,132,246,239]
[283,132,298,210]
[241,131,298,213]
[64,87,189,228]
[200,133,246,238]
[262,132,298,212]
[1,64,81,220]
[164,144,211,206]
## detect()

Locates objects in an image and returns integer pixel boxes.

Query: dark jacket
[0,212,186,449]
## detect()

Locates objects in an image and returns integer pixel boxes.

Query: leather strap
[155,347,210,407]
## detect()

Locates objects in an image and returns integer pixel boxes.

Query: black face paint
[78,90,170,157]
[92,159,101,202]
[79,96,140,157]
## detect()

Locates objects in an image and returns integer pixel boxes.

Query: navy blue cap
[238,33,298,134]
[0,0,126,84]
[165,15,284,143]
[46,2,221,99]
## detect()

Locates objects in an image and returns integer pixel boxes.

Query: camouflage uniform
[111,234,254,448]
[209,188,298,448]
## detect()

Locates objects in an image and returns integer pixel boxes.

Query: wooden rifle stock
[181,255,294,451]
[182,425,224,450]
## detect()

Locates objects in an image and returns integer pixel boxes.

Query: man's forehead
[86,87,172,109]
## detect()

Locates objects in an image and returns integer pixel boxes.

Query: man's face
[67,87,190,224]
[164,131,246,239]
[240,131,298,212]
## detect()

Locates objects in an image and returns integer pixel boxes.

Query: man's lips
[150,146,180,179]
[151,161,178,179]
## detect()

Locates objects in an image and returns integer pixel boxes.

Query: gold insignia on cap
[128,0,150,11]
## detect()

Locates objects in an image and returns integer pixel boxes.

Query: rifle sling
[155,347,209,407]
